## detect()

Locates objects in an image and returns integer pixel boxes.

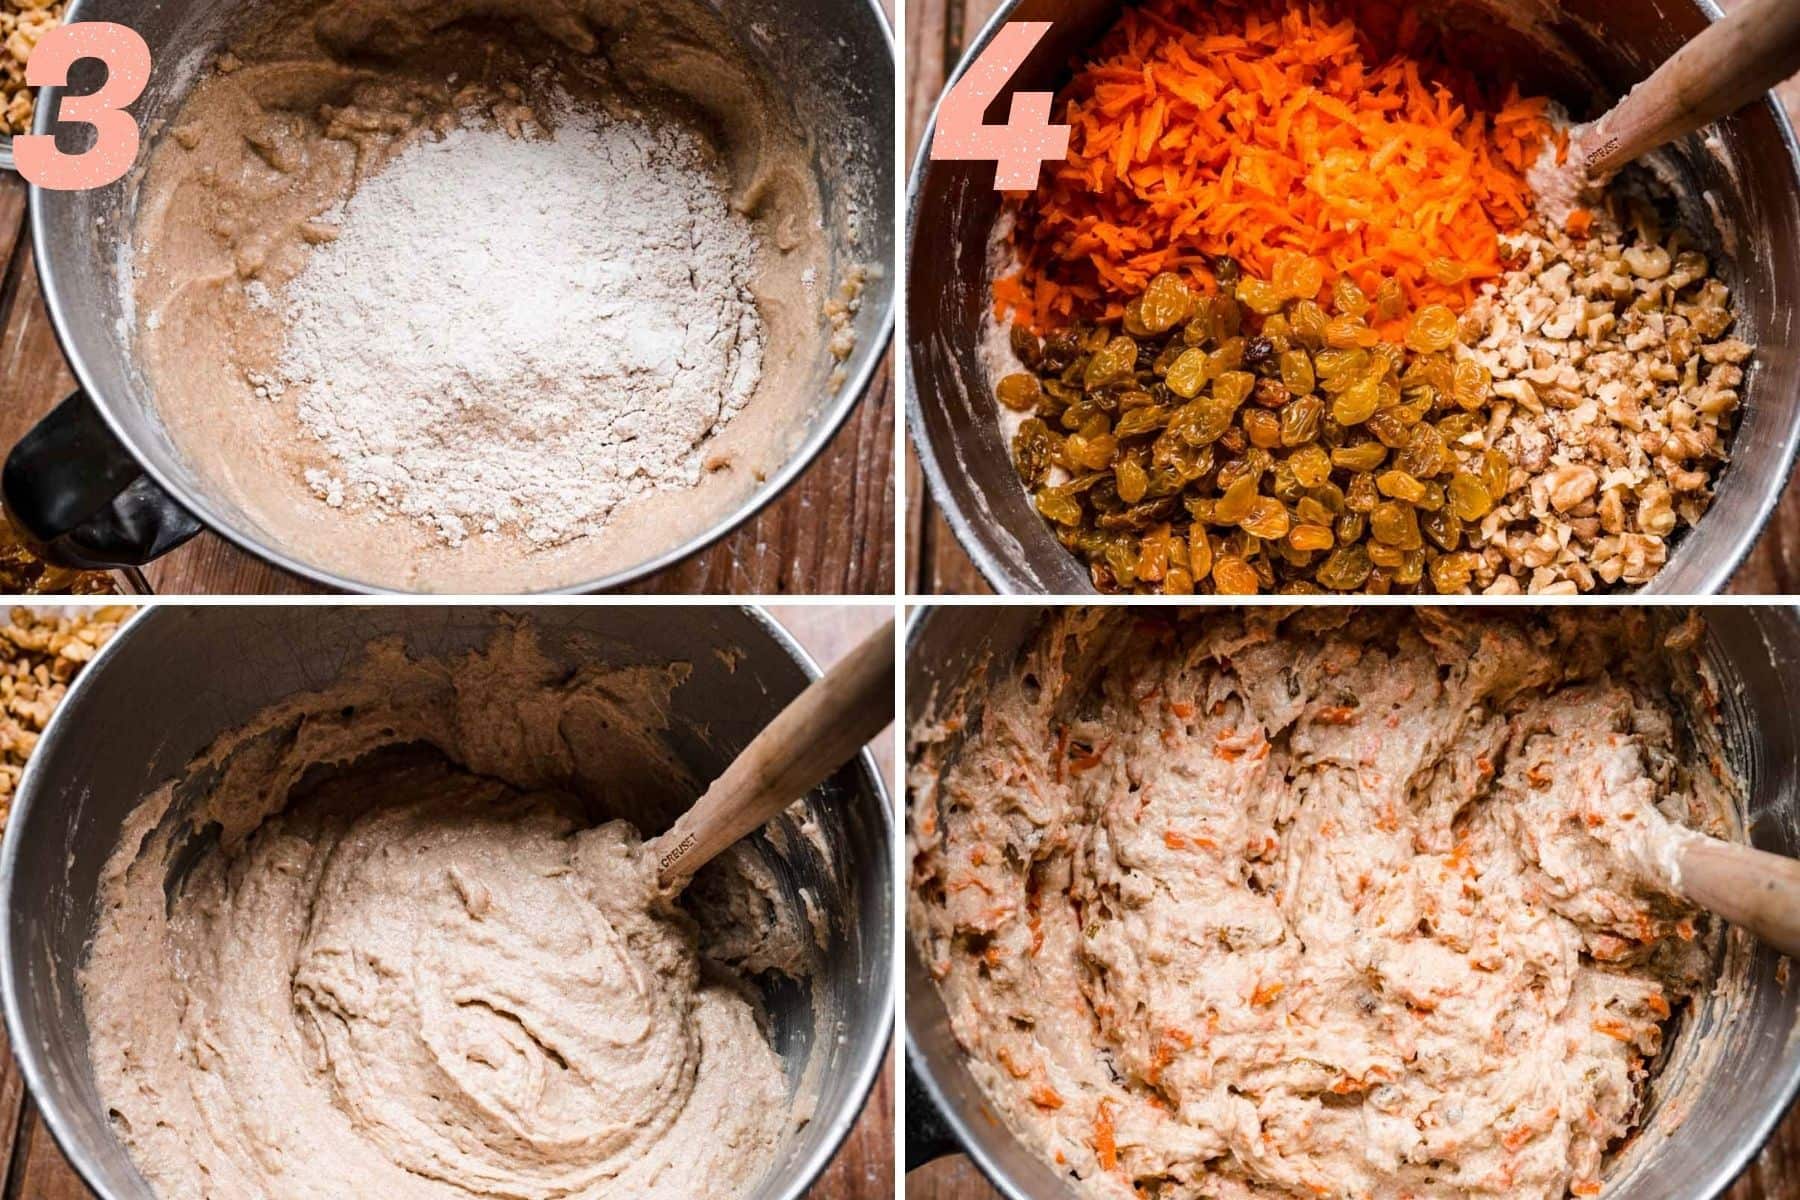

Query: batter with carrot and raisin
[908,608,1733,1199]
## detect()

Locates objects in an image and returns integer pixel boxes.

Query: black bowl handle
[3,390,202,568]
[905,1053,962,1172]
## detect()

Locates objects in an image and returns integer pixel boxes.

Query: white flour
[269,103,764,547]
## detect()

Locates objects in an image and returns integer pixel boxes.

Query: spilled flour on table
[266,98,764,547]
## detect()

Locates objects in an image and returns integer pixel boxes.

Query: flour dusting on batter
[909,608,1732,1199]
[130,0,831,591]
[279,100,764,549]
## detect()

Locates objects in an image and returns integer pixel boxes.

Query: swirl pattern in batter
[84,630,803,1199]
[908,608,1730,1200]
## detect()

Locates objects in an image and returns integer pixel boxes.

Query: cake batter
[908,608,1730,1199]
[84,627,809,1199]
[130,0,831,591]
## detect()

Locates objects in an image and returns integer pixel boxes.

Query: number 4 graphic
[15,23,150,191]
[930,21,1070,191]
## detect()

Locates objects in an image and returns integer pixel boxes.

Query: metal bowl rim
[0,603,896,1200]
[29,0,897,595]
[904,0,1800,597]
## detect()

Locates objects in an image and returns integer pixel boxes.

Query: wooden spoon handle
[650,617,895,890]
[1575,0,1800,177]
[1675,835,1800,959]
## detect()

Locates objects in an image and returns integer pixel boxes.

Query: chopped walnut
[0,606,133,834]
[1458,192,1748,594]
[0,0,65,137]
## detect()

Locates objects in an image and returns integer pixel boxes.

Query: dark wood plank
[625,358,896,595]
[0,1022,31,1200]
[4,1109,90,1200]
[813,1058,895,1200]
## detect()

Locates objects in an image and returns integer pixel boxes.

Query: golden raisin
[1214,474,1258,524]
[1212,371,1256,409]
[1288,523,1334,552]
[1429,551,1481,592]
[1397,425,1446,478]
[1165,348,1209,399]
[1448,472,1495,520]
[1332,376,1381,425]
[1212,554,1259,594]
[1139,273,1195,333]
[1377,470,1427,503]
[1482,449,1511,500]
[1243,408,1282,449]
[1452,359,1489,411]
[1374,278,1403,320]
[1240,497,1290,540]
[1426,257,1467,285]
[1331,442,1387,472]
[1189,527,1214,579]
[1333,276,1370,318]
[1370,500,1423,548]
[1316,545,1373,590]
[1236,278,1286,316]
[1324,317,1365,350]
[1037,487,1083,525]
[1116,457,1149,504]
[1281,396,1325,446]
[1289,443,1332,488]
[1084,335,1140,389]
[996,373,1042,411]
[1404,305,1458,354]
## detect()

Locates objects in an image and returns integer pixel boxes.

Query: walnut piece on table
[0,0,66,136]
[0,606,133,832]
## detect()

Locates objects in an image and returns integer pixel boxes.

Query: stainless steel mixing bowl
[905,604,1800,1198]
[8,0,894,592]
[0,605,893,1200]
[907,0,1800,594]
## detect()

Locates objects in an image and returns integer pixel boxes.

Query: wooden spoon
[1668,832,1800,958]
[648,617,895,891]
[1570,0,1800,182]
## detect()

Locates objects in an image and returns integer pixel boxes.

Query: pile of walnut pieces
[1461,195,1750,593]
[0,606,133,831]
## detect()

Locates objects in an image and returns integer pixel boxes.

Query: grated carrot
[1093,1100,1118,1171]
[997,0,1557,331]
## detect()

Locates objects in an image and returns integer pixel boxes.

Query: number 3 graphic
[14,23,150,191]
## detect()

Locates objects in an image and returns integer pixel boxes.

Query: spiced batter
[131,0,831,591]
[84,627,809,1199]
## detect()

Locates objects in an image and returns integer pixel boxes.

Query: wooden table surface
[0,603,895,1199]
[901,0,1800,1195]
[902,0,1800,596]
[0,174,894,596]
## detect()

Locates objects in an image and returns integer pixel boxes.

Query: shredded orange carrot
[1251,980,1285,1006]
[1031,1084,1066,1109]
[997,0,1557,330]
[996,1046,1035,1079]
[1093,1101,1118,1171]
